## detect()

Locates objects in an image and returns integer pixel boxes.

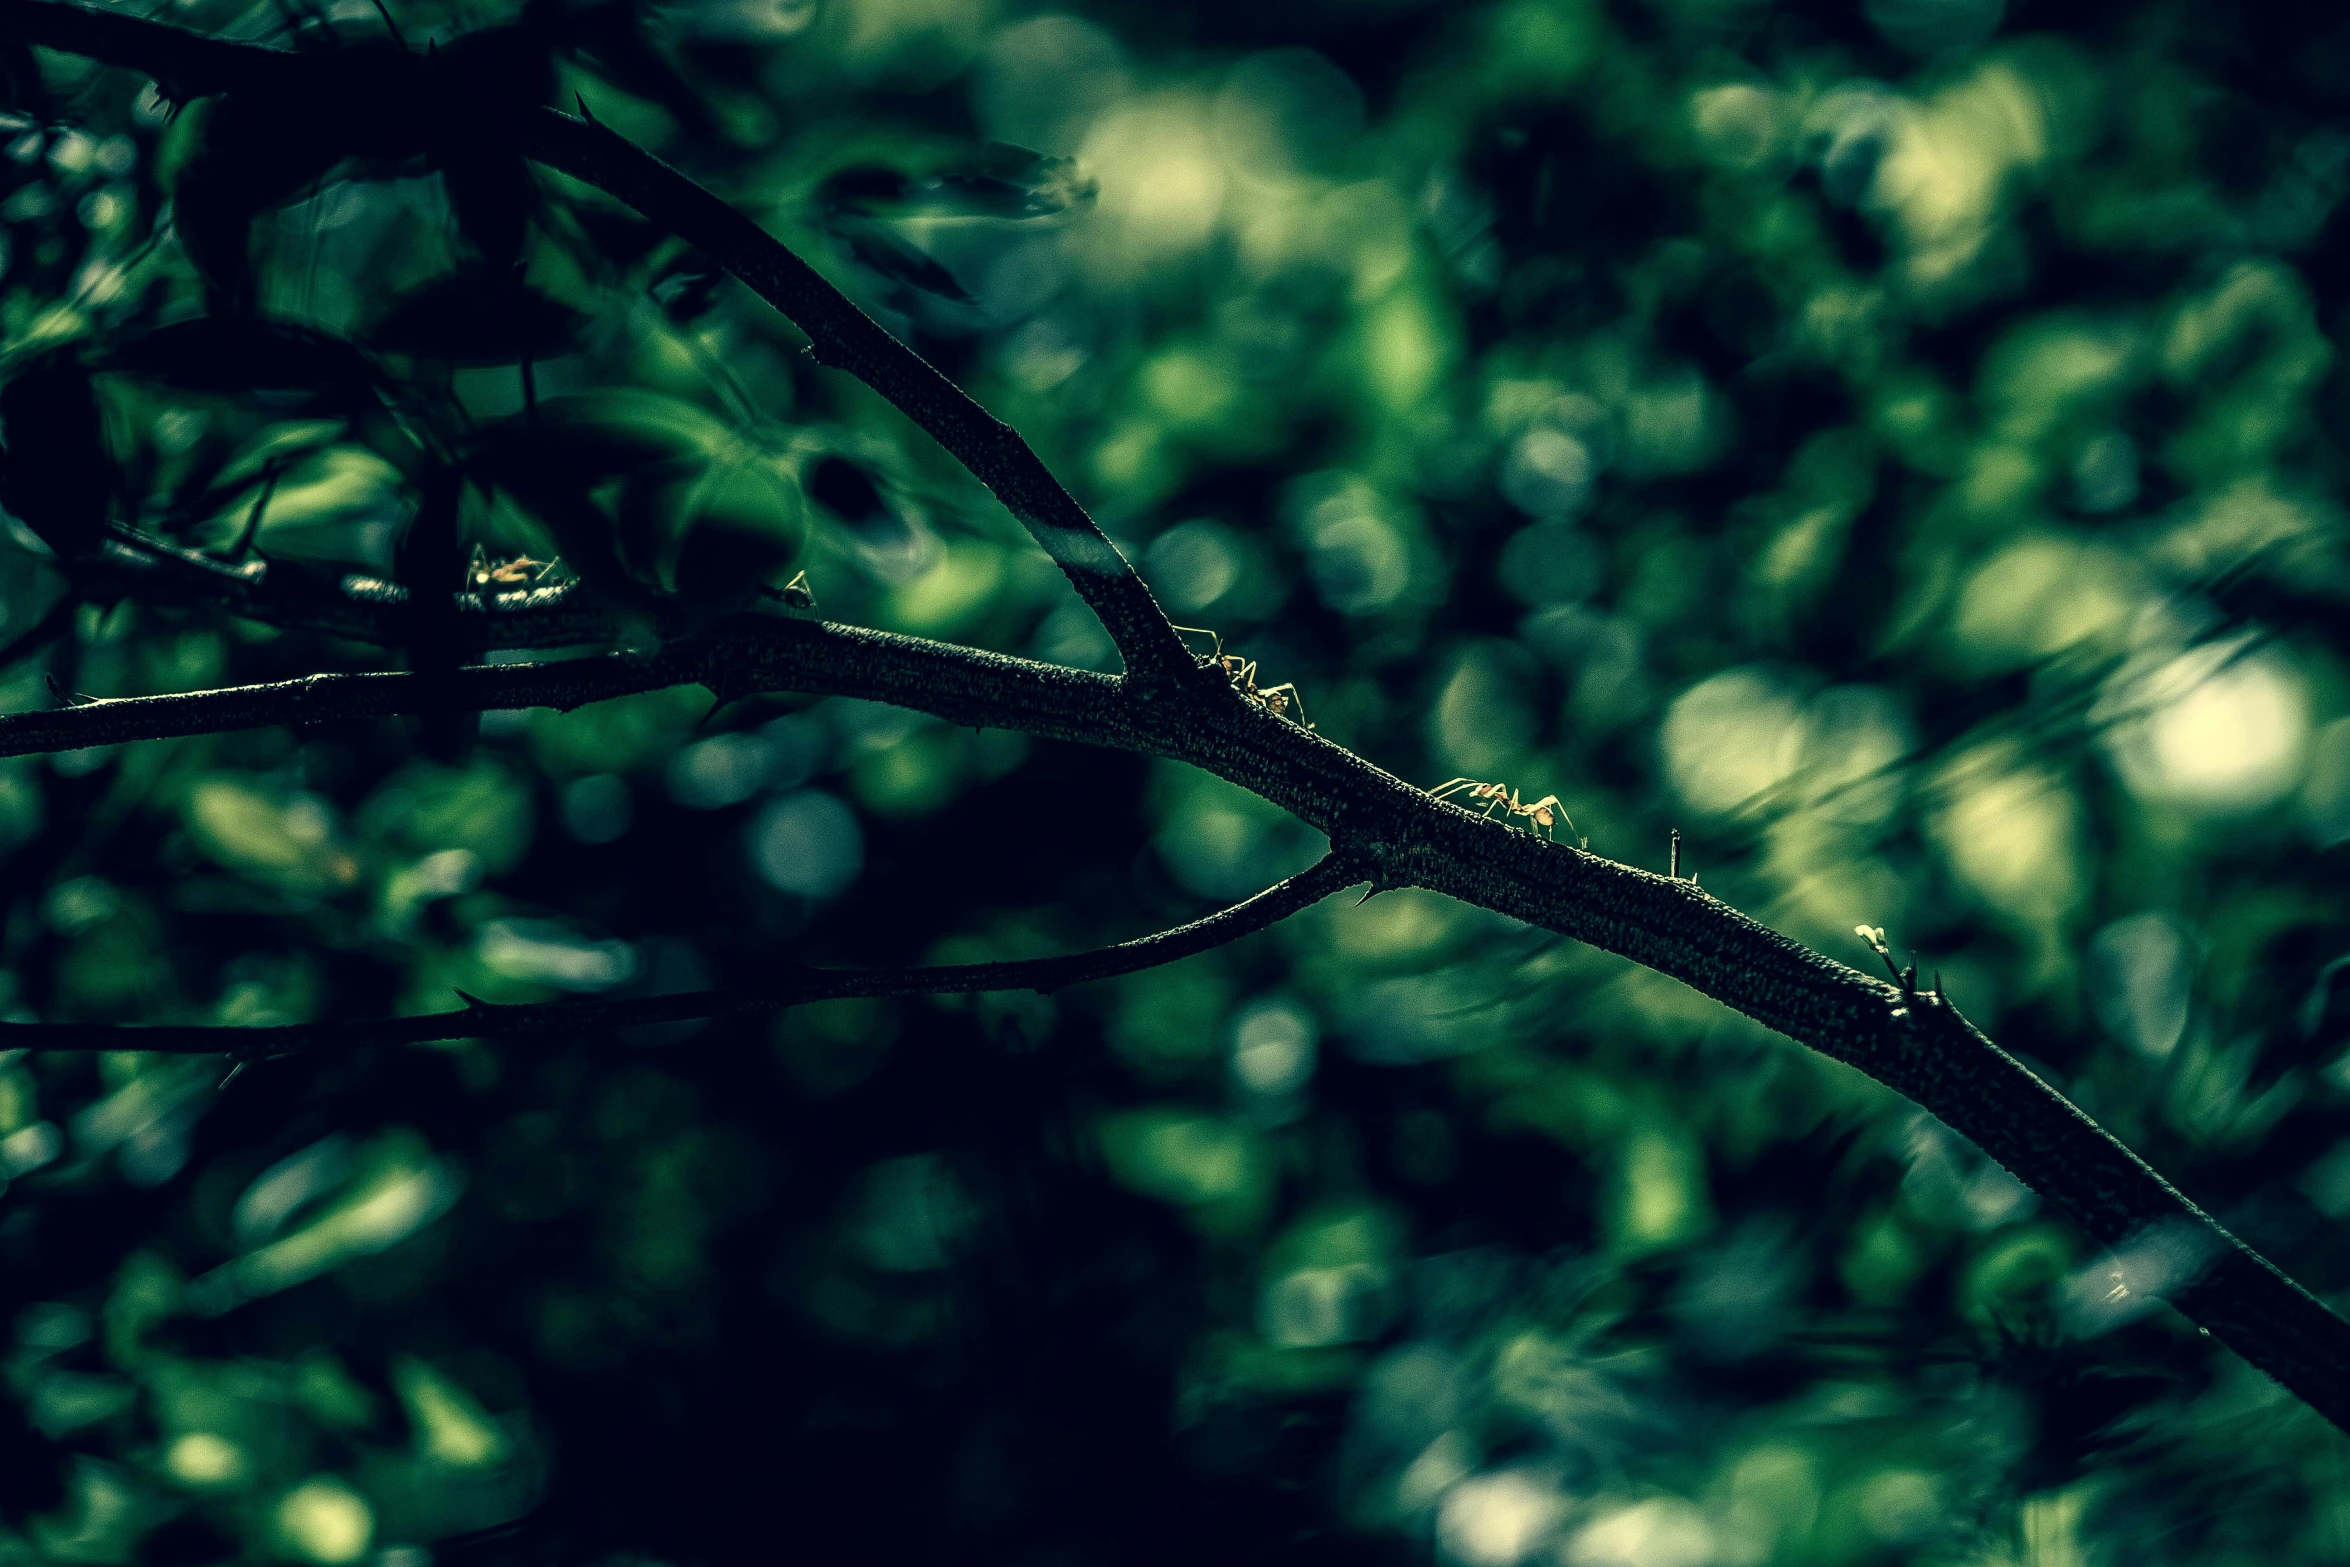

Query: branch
[0,0,278,96]
[0,613,1153,760]
[19,632,2350,1433]
[9,0,2350,1437]
[0,852,1363,1054]
[518,108,1202,691]
[15,633,2350,1422]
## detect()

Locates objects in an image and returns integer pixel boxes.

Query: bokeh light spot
[1661,669,1806,817]
[1438,1471,1564,1567]
[750,790,865,899]
[2103,644,2308,812]
[1566,1498,1714,1567]
[164,1431,248,1489]
[275,1477,374,1564]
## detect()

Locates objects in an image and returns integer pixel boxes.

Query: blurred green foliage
[6,0,2350,1561]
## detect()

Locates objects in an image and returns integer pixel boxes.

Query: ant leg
[1171,626,1226,662]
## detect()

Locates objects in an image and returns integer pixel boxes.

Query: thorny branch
[6,0,2350,1439]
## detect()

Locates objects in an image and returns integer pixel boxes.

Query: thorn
[453,989,494,1012]
[699,668,757,727]
[1669,829,1680,880]
[574,90,596,122]
[1932,969,1944,1001]
[1690,871,1699,888]
[216,1057,248,1091]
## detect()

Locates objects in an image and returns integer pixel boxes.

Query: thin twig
[518,107,1198,689]
[0,852,1363,1054]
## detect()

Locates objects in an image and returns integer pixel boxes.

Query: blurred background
[4,0,2350,1560]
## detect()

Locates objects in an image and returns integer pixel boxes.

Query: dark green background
[4,0,2350,1560]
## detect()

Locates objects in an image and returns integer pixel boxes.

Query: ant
[1430,777,1576,842]
[756,570,820,610]
[468,546,564,592]
[1174,626,1308,724]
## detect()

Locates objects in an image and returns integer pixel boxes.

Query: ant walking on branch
[1429,777,1579,844]
[467,546,567,593]
[1175,626,1308,724]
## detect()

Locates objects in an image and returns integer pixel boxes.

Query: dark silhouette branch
[0,0,279,96]
[0,614,1151,760]
[0,852,1362,1055]
[517,108,1202,692]
[7,0,2350,1438]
